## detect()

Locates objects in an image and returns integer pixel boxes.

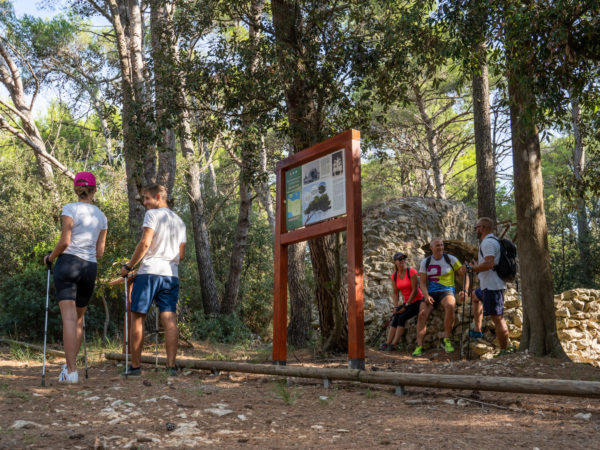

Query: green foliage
[188,311,251,344]
[272,380,301,406]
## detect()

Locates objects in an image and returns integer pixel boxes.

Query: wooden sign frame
[272,129,365,370]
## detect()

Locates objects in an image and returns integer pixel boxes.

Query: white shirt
[478,234,506,290]
[138,208,186,277]
[62,202,108,263]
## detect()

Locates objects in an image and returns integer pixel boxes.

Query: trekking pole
[124,276,129,379]
[466,271,472,361]
[42,265,51,387]
[155,307,159,370]
[371,313,394,347]
[460,270,467,360]
[83,311,88,379]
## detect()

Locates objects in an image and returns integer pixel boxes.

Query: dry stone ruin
[361,197,600,367]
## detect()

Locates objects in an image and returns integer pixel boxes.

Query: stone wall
[363,197,477,347]
[470,289,600,367]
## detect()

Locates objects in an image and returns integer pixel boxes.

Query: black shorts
[429,290,454,309]
[391,300,423,328]
[53,253,97,307]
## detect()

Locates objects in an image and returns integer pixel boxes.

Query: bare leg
[161,312,178,367]
[471,292,483,332]
[491,315,509,349]
[130,312,146,368]
[441,296,456,339]
[75,306,87,356]
[59,301,78,373]
[391,326,405,346]
[385,326,396,345]
[416,303,433,346]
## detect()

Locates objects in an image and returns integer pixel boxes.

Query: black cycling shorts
[391,300,423,328]
[53,253,97,307]
[429,290,454,309]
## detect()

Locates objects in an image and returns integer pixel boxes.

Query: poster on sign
[285,149,346,230]
[301,149,346,226]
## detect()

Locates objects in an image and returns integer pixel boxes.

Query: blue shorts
[131,274,180,314]
[475,288,505,316]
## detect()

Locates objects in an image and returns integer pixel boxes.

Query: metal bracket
[323,376,332,389]
[395,385,405,396]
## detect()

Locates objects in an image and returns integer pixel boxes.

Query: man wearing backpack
[467,217,509,350]
[413,238,466,357]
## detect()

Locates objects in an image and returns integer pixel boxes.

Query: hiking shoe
[443,338,455,353]
[412,346,424,357]
[58,367,79,384]
[469,330,484,339]
[379,343,388,351]
[388,344,396,352]
[120,365,142,377]
[166,367,178,377]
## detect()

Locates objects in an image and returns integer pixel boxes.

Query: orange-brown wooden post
[345,130,365,369]
[272,167,288,365]
[272,129,364,369]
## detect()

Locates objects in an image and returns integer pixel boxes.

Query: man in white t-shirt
[121,184,187,376]
[468,217,509,350]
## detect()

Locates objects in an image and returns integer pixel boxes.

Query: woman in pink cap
[44,172,108,383]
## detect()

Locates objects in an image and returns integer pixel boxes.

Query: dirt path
[1,344,599,449]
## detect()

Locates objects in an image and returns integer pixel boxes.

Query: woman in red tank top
[379,252,424,351]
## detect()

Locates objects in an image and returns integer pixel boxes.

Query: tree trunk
[413,83,446,199]
[309,235,347,352]
[150,1,177,203]
[272,0,323,348]
[472,42,496,223]
[507,51,566,358]
[0,41,55,191]
[286,242,313,347]
[571,97,592,286]
[106,0,147,229]
[221,142,254,315]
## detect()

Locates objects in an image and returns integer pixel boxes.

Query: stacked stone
[554,289,600,367]
[363,197,477,348]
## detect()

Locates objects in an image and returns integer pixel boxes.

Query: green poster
[285,167,302,230]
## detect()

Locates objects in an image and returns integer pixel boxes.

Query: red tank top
[391,267,423,303]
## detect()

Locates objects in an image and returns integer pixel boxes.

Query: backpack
[479,236,518,282]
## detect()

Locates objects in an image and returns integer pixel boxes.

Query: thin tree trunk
[106,0,146,228]
[413,83,446,199]
[150,1,177,202]
[149,0,220,315]
[472,42,496,223]
[0,41,55,190]
[571,97,592,286]
[507,51,565,358]
[258,135,276,234]
[220,157,253,315]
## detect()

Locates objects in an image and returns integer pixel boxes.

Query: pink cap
[74,172,96,187]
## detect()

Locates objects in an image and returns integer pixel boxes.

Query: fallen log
[0,338,66,358]
[105,352,600,398]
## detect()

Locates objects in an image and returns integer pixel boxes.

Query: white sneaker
[58,366,79,383]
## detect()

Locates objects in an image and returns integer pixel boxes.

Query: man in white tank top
[121,184,186,376]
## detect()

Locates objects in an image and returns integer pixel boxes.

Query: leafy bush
[188,311,252,344]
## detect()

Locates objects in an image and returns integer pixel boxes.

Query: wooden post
[272,168,288,364]
[345,130,365,369]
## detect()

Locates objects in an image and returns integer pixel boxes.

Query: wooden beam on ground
[0,338,66,358]
[104,353,600,398]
